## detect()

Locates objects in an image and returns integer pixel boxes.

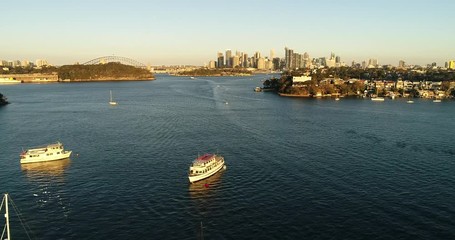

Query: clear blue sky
[2,0,454,66]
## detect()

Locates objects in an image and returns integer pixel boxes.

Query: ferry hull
[20,151,72,164]
[189,161,225,183]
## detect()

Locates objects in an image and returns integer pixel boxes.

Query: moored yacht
[20,142,72,164]
[188,153,225,183]
[371,97,385,101]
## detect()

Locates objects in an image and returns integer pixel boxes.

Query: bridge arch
[83,56,147,68]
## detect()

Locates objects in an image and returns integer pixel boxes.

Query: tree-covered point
[58,63,154,80]
[0,63,154,80]
[291,67,455,82]
[266,68,455,97]
[177,68,252,76]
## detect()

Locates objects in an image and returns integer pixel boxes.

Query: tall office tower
[208,60,216,69]
[330,52,336,60]
[35,59,48,68]
[13,60,21,67]
[368,59,379,68]
[335,56,341,64]
[270,49,275,61]
[303,52,309,59]
[243,54,248,68]
[292,53,301,69]
[21,60,30,67]
[233,56,240,68]
[362,61,367,69]
[398,60,406,68]
[254,51,261,59]
[272,58,280,70]
[217,52,224,68]
[285,47,294,70]
[257,57,265,70]
[225,49,232,67]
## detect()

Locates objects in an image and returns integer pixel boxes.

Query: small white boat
[254,87,262,92]
[407,100,414,104]
[20,142,72,164]
[433,99,441,103]
[371,97,385,101]
[109,90,117,105]
[188,153,225,183]
[335,97,340,101]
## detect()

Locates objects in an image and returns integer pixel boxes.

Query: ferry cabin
[189,154,221,175]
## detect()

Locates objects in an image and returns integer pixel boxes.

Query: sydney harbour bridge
[82,56,147,68]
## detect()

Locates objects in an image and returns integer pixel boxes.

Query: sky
[2,0,454,66]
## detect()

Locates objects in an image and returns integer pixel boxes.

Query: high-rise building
[208,60,216,69]
[243,54,248,68]
[21,60,30,67]
[35,59,48,68]
[272,58,280,70]
[285,47,293,70]
[254,51,261,59]
[398,60,406,68]
[303,52,309,59]
[225,49,232,67]
[257,57,265,70]
[233,56,240,68]
[217,52,224,68]
[368,59,379,68]
[270,49,275,61]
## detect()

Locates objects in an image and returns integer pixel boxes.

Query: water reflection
[188,169,225,199]
[21,158,71,218]
[21,158,71,180]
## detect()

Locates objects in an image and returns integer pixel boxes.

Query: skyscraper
[225,49,232,68]
[270,49,275,61]
[217,52,224,68]
[285,47,293,70]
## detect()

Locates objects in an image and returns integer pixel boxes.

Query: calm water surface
[1,75,454,239]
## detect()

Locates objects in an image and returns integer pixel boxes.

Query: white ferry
[371,97,385,101]
[20,142,72,164]
[188,153,225,183]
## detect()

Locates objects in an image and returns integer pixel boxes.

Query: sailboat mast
[4,193,11,240]
[110,90,113,102]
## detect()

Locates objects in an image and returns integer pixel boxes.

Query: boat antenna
[3,193,11,240]
[200,221,204,240]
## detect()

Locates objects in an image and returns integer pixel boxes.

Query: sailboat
[109,90,118,105]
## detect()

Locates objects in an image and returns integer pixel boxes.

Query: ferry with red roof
[188,153,225,183]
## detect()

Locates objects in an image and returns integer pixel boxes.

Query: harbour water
[1,75,454,239]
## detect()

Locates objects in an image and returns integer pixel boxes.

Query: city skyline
[2,0,454,66]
